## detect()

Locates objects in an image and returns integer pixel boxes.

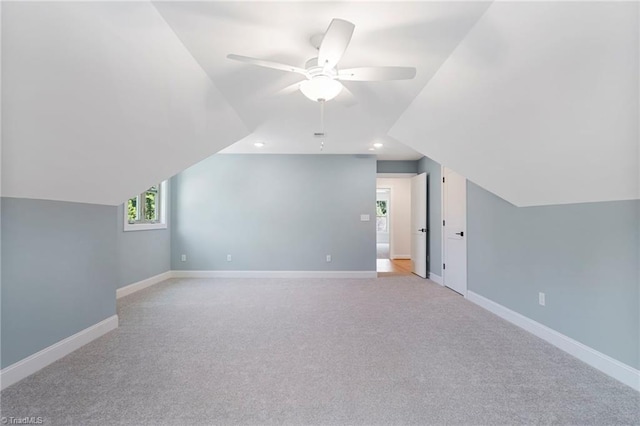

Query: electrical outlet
[326,255,332,262]
[181,254,187,262]
[227,254,232,262]
[539,292,546,306]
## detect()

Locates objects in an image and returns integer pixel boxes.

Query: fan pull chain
[319,99,325,151]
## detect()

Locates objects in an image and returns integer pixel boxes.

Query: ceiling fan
[227,18,416,103]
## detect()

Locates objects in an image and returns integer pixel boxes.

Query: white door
[410,173,427,278]
[443,167,467,295]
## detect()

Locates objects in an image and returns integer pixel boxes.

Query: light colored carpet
[377,243,389,259]
[1,276,638,425]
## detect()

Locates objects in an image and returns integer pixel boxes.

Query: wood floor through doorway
[377,258,412,276]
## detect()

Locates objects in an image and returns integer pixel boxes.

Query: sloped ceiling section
[389,2,639,207]
[1,2,249,206]
[153,1,491,160]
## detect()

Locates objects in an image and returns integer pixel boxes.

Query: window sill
[124,222,167,232]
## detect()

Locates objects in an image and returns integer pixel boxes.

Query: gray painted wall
[116,204,171,289]
[467,183,639,369]
[1,197,117,368]
[172,155,376,271]
[377,160,418,174]
[418,156,442,276]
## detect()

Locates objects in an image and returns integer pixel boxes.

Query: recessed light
[373,142,383,148]
[254,142,265,148]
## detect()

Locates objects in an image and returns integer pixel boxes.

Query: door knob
[418,228,427,233]
[455,231,464,237]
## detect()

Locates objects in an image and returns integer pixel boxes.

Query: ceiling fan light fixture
[300,76,343,102]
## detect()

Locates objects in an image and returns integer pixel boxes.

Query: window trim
[124,181,168,232]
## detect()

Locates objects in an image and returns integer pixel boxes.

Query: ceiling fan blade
[317,19,355,69]
[337,67,416,81]
[334,85,358,107]
[227,54,307,75]
[276,80,305,96]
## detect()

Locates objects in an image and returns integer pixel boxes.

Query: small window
[376,200,388,232]
[124,181,167,231]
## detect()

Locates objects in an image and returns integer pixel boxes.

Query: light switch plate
[360,214,370,221]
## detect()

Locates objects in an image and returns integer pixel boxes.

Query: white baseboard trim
[0,315,118,391]
[429,273,443,285]
[172,270,378,279]
[467,291,640,392]
[117,271,173,299]
[391,254,411,260]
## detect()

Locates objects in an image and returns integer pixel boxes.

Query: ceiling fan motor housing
[305,57,337,78]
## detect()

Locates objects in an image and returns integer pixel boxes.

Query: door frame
[441,166,445,285]
[376,173,416,264]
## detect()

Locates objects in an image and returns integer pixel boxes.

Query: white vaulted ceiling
[152,1,492,160]
[1,2,249,205]
[390,1,639,206]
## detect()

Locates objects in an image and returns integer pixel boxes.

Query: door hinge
[442,177,445,183]
[443,263,446,270]
[443,220,445,226]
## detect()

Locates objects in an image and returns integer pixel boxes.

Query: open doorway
[376,181,412,276]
